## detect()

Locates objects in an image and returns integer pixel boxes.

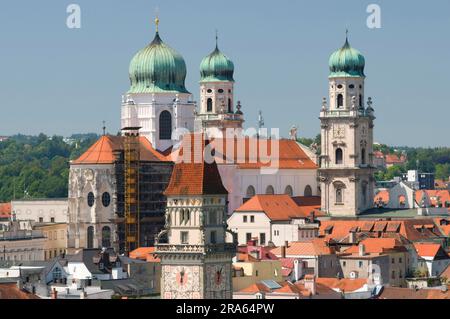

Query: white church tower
[318,34,376,217]
[194,34,244,137]
[121,18,195,152]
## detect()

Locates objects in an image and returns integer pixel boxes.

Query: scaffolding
[122,127,141,254]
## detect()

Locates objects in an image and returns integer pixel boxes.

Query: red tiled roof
[0,283,40,299]
[434,218,450,236]
[72,135,168,165]
[271,239,334,257]
[374,190,389,204]
[0,203,11,219]
[413,243,442,259]
[164,137,228,196]
[129,247,160,262]
[378,287,450,299]
[235,194,322,221]
[344,238,402,254]
[385,154,406,164]
[238,283,272,293]
[415,190,450,209]
[168,134,317,170]
[316,277,367,292]
[319,219,444,242]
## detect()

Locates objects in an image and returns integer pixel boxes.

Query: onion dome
[329,35,365,78]
[200,37,234,82]
[128,19,189,94]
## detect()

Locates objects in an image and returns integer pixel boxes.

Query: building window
[87,226,94,249]
[210,231,217,244]
[335,148,343,165]
[207,98,213,112]
[102,226,111,248]
[246,233,252,243]
[361,148,366,165]
[181,232,189,244]
[335,187,344,204]
[250,216,255,223]
[218,89,224,93]
[243,215,247,223]
[349,84,355,89]
[265,185,274,195]
[246,186,256,198]
[391,258,395,264]
[102,192,111,207]
[209,211,217,225]
[399,257,402,263]
[304,185,312,197]
[159,111,172,140]
[358,261,363,268]
[87,192,95,207]
[255,270,259,277]
[207,89,212,93]
[337,94,343,108]
[39,217,43,223]
[284,185,293,196]
[228,98,232,113]
[260,233,266,245]
[52,267,62,281]
[391,270,395,279]
[359,94,362,107]
[50,217,55,223]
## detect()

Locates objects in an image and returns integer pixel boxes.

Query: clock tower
[155,137,236,299]
[318,34,376,217]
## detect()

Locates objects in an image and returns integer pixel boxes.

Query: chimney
[51,288,58,299]
[304,275,316,295]
[285,241,289,248]
[281,245,286,259]
[293,259,303,281]
[358,243,365,257]
[309,211,315,222]
[349,231,356,244]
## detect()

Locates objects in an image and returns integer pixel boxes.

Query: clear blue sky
[0,0,449,147]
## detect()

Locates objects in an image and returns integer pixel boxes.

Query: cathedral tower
[156,137,236,299]
[194,34,244,137]
[318,34,376,217]
[121,18,195,152]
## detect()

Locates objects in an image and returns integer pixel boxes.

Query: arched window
[102,226,111,248]
[304,185,313,197]
[337,94,343,108]
[228,98,232,113]
[102,192,111,207]
[246,186,256,198]
[336,188,343,204]
[359,94,363,107]
[87,192,95,207]
[265,185,275,195]
[335,148,343,165]
[284,185,293,196]
[207,98,213,112]
[361,148,366,165]
[87,226,94,249]
[159,111,172,140]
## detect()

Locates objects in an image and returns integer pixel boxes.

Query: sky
[0,0,449,147]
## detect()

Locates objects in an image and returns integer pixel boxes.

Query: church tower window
[284,185,293,196]
[304,185,313,197]
[228,98,232,113]
[159,111,172,140]
[246,186,256,198]
[337,94,343,108]
[361,148,366,165]
[87,226,94,249]
[336,188,343,204]
[207,98,213,112]
[335,148,343,165]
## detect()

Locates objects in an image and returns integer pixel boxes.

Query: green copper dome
[329,37,365,78]
[200,44,234,82]
[128,32,190,94]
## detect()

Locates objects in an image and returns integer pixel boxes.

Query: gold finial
[154,7,160,32]
[155,17,160,32]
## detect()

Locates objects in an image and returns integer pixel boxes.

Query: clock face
[333,125,345,138]
[174,266,191,291]
[207,264,227,290]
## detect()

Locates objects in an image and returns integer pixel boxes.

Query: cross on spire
[102,120,106,136]
[215,29,219,49]
[154,7,160,32]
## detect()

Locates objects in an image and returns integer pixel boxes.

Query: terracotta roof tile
[0,283,40,299]
[235,194,322,221]
[0,203,11,219]
[413,243,442,258]
[168,134,317,170]
[72,135,168,165]
[271,239,334,257]
[378,287,450,299]
[344,238,402,254]
[316,277,367,292]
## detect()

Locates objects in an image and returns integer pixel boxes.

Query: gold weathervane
[155,17,160,32]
